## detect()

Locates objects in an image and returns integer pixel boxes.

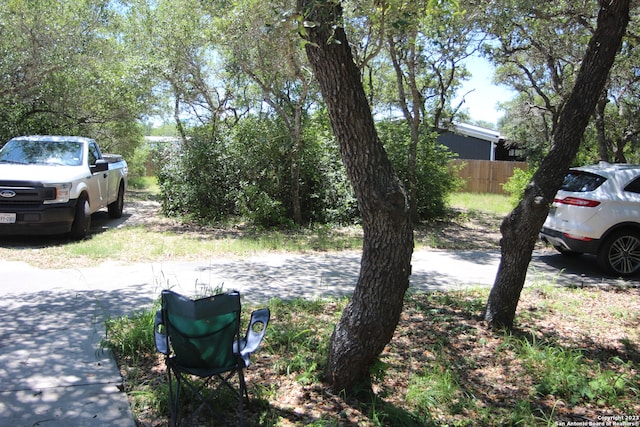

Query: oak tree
[484,0,631,329]
[297,0,414,392]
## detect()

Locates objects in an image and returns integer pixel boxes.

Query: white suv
[540,162,640,276]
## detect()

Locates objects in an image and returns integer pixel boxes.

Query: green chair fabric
[154,290,270,426]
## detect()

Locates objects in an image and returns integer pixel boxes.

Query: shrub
[378,120,460,221]
[154,128,237,221]
[502,166,535,207]
[126,143,152,188]
[236,184,290,228]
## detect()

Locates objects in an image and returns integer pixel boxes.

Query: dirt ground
[121,286,640,427]
[121,189,509,251]
[111,193,639,426]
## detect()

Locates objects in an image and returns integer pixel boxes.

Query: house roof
[450,123,502,144]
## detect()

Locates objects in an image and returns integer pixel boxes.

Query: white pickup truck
[0,135,128,239]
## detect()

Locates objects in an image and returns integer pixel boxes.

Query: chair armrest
[154,309,169,355]
[237,308,270,367]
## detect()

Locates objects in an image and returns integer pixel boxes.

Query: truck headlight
[43,183,72,204]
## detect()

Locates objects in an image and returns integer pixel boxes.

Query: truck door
[88,142,108,209]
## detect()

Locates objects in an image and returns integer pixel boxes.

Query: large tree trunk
[297,0,414,392]
[485,0,630,330]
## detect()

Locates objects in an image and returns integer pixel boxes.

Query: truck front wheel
[108,182,125,219]
[70,194,91,240]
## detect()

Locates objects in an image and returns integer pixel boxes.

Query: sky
[453,55,516,126]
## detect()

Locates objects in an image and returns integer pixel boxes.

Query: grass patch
[448,192,512,216]
[103,286,640,426]
[0,222,363,268]
[128,175,161,192]
[0,191,508,266]
[102,305,168,419]
[503,335,632,406]
[414,193,510,251]
[0,180,364,267]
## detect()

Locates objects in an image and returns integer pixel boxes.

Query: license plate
[0,213,16,223]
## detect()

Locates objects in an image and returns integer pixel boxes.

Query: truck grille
[0,181,55,206]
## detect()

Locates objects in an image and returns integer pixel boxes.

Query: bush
[126,143,152,188]
[301,114,359,224]
[502,167,535,207]
[378,120,460,221]
[154,128,237,222]
[153,116,355,227]
[236,184,290,228]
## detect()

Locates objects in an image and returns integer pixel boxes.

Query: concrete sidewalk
[0,248,633,426]
[0,286,138,426]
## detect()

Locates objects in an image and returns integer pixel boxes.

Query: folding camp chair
[154,290,270,426]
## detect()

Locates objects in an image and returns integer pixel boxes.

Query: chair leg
[177,375,231,426]
[167,366,248,427]
[237,368,246,427]
[167,366,180,427]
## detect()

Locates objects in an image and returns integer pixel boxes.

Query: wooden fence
[451,159,527,195]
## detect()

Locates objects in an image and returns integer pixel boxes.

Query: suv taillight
[554,197,601,207]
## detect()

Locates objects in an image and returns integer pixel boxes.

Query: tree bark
[297,0,414,392]
[485,0,630,330]
[594,93,611,162]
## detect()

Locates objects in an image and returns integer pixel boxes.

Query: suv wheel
[597,230,640,276]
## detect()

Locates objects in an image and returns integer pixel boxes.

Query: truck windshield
[0,139,83,166]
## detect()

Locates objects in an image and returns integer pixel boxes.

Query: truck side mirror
[90,159,109,173]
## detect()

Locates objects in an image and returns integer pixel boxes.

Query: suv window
[624,176,640,194]
[561,171,606,192]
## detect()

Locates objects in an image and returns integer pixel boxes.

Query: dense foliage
[1,0,637,225]
[0,0,157,156]
[379,121,461,219]
[155,114,458,226]
[470,0,640,165]
[154,114,357,226]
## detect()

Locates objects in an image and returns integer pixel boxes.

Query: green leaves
[0,0,155,149]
